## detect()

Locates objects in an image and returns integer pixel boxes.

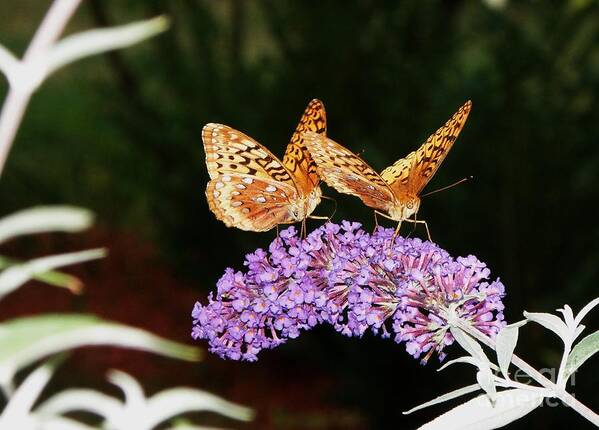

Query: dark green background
[1,1,598,429]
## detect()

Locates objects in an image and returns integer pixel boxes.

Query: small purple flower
[191,222,506,363]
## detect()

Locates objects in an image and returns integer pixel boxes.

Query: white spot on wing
[222,175,232,182]
[213,191,220,198]
[236,184,246,190]
[265,185,277,193]
[242,177,254,184]
[256,196,267,203]
[232,191,240,196]
[215,182,224,190]
[242,208,250,214]
[231,201,243,207]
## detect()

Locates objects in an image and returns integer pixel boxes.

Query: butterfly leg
[308,196,336,224]
[320,195,337,222]
[404,218,432,241]
[374,210,401,239]
[392,221,403,242]
[406,213,419,238]
[406,223,418,238]
[373,211,379,232]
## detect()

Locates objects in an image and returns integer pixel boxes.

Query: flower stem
[455,319,599,427]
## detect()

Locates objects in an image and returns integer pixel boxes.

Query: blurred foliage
[1,1,598,429]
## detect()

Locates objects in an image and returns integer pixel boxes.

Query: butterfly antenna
[421,176,473,198]
[320,195,337,222]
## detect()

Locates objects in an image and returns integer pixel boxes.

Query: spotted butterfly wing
[304,101,472,223]
[202,124,296,185]
[201,100,327,232]
[282,99,327,193]
[303,132,395,211]
[380,100,472,196]
[206,174,299,232]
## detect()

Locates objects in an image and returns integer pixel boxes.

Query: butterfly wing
[202,123,297,188]
[282,99,327,194]
[206,174,298,232]
[380,100,472,196]
[303,132,395,211]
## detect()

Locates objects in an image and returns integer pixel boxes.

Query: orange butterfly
[202,99,326,232]
[303,100,472,239]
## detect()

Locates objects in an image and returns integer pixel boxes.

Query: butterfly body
[386,195,420,222]
[303,100,472,236]
[289,187,323,222]
[202,99,327,232]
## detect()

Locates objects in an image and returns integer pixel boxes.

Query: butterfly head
[390,196,421,221]
[288,187,322,221]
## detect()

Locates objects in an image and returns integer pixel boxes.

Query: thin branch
[0,90,33,174]
[0,0,81,176]
[0,45,18,81]
[23,0,81,61]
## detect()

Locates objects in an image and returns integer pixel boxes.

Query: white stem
[0,0,81,176]
[556,342,571,389]
[0,45,18,78]
[0,89,32,173]
[494,375,548,393]
[23,0,81,61]
[455,320,599,426]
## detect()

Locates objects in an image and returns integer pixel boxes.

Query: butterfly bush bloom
[192,222,505,362]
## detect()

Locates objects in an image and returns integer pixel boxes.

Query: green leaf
[565,330,599,378]
[0,255,84,294]
[0,314,202,389]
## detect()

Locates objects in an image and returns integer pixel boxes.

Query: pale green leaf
[46,16,170,75]
[404,384,481,415]
[0,314,201,388]
[0,249,105,298]
[523,311,570,344]
[146,386,255,425]
[476,368,497,403]
[496,325,519,379]
[37,388,122,420]
[565,330,599,378]
[574,297,599,328]
[449,327,489,365]
[38,416,98,430]
[0,359,57,425]
[418,389,544,430]
[0,256,84,293]
[0,207,93,244]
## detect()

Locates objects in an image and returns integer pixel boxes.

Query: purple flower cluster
[192,222,505,363]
